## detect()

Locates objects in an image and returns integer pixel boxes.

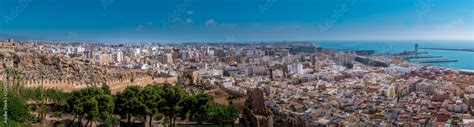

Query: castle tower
[245,88,273,127]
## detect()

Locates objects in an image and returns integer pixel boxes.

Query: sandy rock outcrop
[0,48,149,83]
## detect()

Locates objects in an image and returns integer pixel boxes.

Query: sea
[313,40,474,70]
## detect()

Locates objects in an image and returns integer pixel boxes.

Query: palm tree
[4,67,12,87]
[3,67,23,95]
[8,68,16,92]
[37,66,49,120]
[11,69,24,95]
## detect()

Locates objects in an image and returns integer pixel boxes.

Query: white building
[116,51,123,63]
[297,63,304,75]
[76,47,85,52]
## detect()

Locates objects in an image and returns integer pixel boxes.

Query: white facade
[297,63,304,75]
[116,51,123,63]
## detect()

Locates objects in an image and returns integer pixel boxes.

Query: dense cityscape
[1,0,473,126]
[0,38,473,126]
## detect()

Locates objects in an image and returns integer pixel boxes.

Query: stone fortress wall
[22,76,177,93]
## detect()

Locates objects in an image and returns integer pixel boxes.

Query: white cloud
[136,21,153,31]
[219,23,239,29]
[436,19,465,30]
[136,24,144,31]
[145,22,153,26]
[203,19,239,29]
[186,10,194,15]
[205,19,216,27]
[274,25,302,30]
[186,18,193,23]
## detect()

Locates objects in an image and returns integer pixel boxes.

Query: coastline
[315,41,474,70]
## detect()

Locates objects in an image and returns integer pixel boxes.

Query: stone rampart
[24,76,177,93]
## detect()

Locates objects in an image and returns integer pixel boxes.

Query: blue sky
[0,0,473,42]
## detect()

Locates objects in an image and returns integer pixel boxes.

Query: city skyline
[2,0,474,126]
[1,0,473,42]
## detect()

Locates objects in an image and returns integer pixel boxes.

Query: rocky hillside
[0,48,149,83]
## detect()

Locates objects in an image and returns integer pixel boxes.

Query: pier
[403,55,442,60]
[418,47,474,52]
[411,59,458,64]
[415,44,474,52]
[407,44,465,64]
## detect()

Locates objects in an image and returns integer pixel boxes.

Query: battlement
[232,96,246,103]
[23,76,177,93]
[247,108,274,127]
[252,108,272,116]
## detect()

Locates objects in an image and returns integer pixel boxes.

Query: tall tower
[415,43,419,52]
[268,68,274,80]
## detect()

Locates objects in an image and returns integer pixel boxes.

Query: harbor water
[314,41,474,70]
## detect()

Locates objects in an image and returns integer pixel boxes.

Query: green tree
[102,116,120,127]
[10,68,24,95]
[208,104,239,125]
[96,94,115,123]
[66,89,86,126]
[141,84,163,127]
[0,90,33,125]
[84,98,99,127]
[37,66,49,120]
[187,93,212,124]
[159,85,188,127]
[115,86,146,125]
[19,87,42,101]
[3,67,26,97]
[101,83,111,95]
[45,88,69,105]
[66,87,114,126]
